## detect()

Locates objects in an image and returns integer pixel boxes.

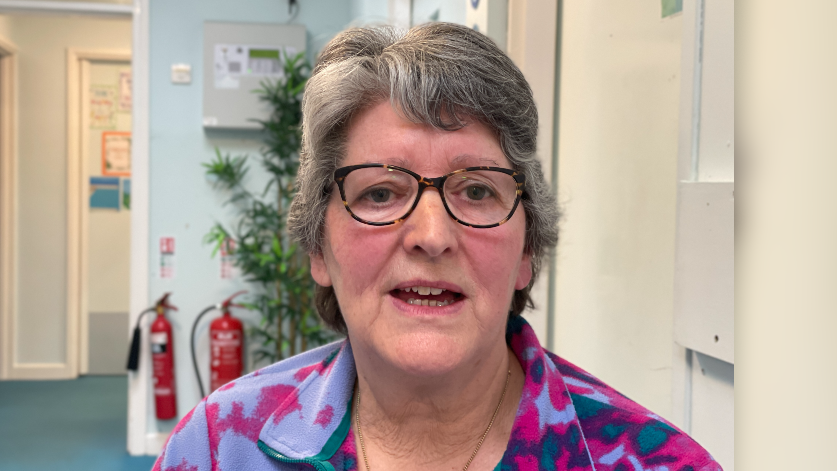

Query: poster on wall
[89,177,120,210]
[119,70,132,112]
[102,131,131,176]
[160,236,176,279]
[90,85,116,129]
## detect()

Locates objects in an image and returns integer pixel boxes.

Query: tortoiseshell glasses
[333,164,525,228]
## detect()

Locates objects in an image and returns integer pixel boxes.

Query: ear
[309,252,333,287]
[514,252,533,290]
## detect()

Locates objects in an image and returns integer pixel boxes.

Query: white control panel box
[203,22,306,130]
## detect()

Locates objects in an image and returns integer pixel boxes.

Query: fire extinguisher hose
[190,305,219,399]
[126,307,156,372]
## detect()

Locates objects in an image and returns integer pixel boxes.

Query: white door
[80,59,132,375]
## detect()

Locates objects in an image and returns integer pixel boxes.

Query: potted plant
[204,51,333,365]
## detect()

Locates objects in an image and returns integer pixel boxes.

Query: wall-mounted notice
[102,131,131,176]
[118,70,132,112]
[159,236,176,279]
[90,85,116,129]
[213,44,296,90]
[90,177,121,210]
[219,237,239,279]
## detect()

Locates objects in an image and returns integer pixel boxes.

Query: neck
[351,339,523,470]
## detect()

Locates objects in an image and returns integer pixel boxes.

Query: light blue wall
[147,0,466,434]
[349,0,466,27]
[148,0,354,431]
[350,0,389,25]
[413,0,466,25]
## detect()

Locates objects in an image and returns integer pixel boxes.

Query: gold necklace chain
[355,369,511,471]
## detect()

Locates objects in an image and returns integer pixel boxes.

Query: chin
[387,331,470,377]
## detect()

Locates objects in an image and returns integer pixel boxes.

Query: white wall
[552,1,682,419]
[3,14,131,369]
[737,1,837,468]
[0,14,12,37]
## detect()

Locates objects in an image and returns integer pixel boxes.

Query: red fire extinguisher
[190,291,246,398]
[126,292,179,420]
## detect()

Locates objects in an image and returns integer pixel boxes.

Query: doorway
[69,51,132,375]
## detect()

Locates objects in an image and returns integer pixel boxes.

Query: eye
[366,188,392,203]
[466,185,489,200]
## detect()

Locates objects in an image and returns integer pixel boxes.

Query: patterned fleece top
[154,316,721,471]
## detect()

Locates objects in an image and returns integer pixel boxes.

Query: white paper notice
[219,238,239,279]
[160,236,176,279]
[119,70,132,112]
[90,85,116,129]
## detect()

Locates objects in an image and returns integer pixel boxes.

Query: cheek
[461,224,527,295]
[325,205,398,297]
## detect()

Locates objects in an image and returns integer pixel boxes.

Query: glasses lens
[342,167,418,223]
[444,170,519,226]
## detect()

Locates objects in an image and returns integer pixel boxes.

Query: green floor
[0,376,158,470]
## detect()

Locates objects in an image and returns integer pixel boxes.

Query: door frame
[0,34,18,380]
[67,49,132,376]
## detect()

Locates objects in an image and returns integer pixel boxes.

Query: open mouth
[390,286,464,307]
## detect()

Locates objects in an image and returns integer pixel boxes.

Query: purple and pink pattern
[154,317,721,471]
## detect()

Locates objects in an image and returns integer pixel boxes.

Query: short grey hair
[288,22,559,334]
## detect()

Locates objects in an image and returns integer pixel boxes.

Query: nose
[401,187,458,258]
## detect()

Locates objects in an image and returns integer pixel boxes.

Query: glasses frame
[333,164,526,228]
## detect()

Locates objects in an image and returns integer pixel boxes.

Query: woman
[155,23,720,471]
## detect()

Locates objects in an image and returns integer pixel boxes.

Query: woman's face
[311,102,531,377]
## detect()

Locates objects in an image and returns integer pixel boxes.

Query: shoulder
[205,340,345,413]
[154,340,345,471]
[545,350,722,471]
[200,339,345,440]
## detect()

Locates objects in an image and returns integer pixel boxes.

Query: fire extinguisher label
[210,329,243,392]
[151,332,168,354]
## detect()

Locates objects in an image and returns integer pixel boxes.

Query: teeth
[406,298,451,307]
[401,286,447,294]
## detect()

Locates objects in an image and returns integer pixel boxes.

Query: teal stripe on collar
[310,394,353,461]
[259,394,352,469]
[258,440,335,471]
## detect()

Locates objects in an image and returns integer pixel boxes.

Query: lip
[390,279,465,294]
[388,292,465,316]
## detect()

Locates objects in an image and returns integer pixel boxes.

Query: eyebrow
[360,157,410,167]
[359,155,501,169]
[450,154,501,167]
